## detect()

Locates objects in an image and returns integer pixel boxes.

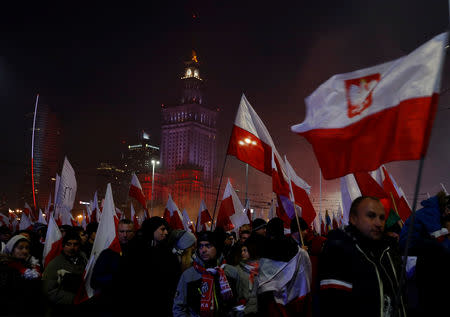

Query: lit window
[186,68,192,77]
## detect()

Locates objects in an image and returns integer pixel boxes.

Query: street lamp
[150,159,160,217]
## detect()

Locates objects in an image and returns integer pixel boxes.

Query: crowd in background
[1,191,449,317]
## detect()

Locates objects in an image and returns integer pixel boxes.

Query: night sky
[1,1,449,211]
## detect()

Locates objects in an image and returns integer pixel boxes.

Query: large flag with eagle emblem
[291,33,447,179]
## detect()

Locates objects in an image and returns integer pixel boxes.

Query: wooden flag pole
[294,208,305,247]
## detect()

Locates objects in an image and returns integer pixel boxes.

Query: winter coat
[0,254,44,316]
[235,260,259,315]
[173,255,241,317]
[319,225,406,317]
[120,238,181,316]
[42,252,87,305]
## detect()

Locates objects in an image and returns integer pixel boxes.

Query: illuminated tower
[160,51,218,211]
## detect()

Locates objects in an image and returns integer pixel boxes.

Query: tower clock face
[186,68,192,77]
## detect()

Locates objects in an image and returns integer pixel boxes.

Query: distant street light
[150,159,160,217]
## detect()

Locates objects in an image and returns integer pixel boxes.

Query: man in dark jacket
[173,230,241,316]
[120,216,181,316]
[319,196,406,317]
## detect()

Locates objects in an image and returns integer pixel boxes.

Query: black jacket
[318,226,406,317]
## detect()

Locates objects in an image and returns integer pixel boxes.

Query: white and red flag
[163,194,184,230]
[227,94,275,176]
[381,165,412,222]
[23,202,34,222]
[38,209,47,225]
[340,174,362,226]
[292,33,448,180]
[258,248,312,314]
[130,202,140,230]
[8,211,19,232]
[216,179,248,232]
[182,209,195,233]
[284,157,316,227]
[42,214,63,267]
[75,183,121,303]
[19,207,34,231]
[196,200,212,232]
[81,211,87,230]
[54,157,77,220]
[0,212,10,227]
[91,192,100,223]
[129,173,147,209]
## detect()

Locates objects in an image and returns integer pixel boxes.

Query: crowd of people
[1,192,449,316]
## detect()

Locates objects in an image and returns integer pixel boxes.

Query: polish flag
[38,209,47,225]
[9,212,19,232]
[75,183,121,303]
[45,193,52,215]
[340,174,362,226]
[81,211,87,230]
[182,209,195,233]
[381,166,412,222]
[284,157,316,226]
[272,151,291,197]
[130,202,140,230]
[129,173,147,209]
[42,214,63,267]
[216,179,248,232]
[245,200,252,223]
[163,194,184,230]
[91,192,100,223]
[0,212,10,227]
[196,200,212,232]
[276,194,294,229]
[19,209,33,231]
[268,199,276,220]
[292,33,447,180]
[54,157,77,220]
[227,94,275,176]
[23,202,34,221]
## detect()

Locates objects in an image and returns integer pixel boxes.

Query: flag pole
[389,192,404,226]
[31,94,39,210]
[245,163,249,207]
[211,154,228,230]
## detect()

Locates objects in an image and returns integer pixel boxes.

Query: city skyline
[1,1,449,214]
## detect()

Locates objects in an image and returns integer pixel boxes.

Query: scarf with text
[193,260,233,316]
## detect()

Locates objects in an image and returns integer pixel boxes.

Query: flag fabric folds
[227,94,275,176]
[291,33,448,180]
[76,183,121,302]
[129,173,147,209]
[216,179,248,232]
[196,200,211,232]
[163,194,185,230]
[42,214,63,267]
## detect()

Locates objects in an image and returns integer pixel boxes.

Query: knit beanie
[252,218,267,232]
[176,231,196,250]
[5,235,29,255]
[197,230,225,255]
[290,217,308,233]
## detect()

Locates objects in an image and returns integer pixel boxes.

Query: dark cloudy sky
[1,0,449,211]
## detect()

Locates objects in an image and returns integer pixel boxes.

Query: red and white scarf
[241,260,259,291]
[193,260,233,316]
[7,257,41,280]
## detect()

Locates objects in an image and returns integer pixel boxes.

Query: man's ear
[349,213,357,225]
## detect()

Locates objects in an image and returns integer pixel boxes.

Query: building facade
[158,52,218,214]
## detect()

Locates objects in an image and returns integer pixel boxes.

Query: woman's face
[12,241,30,260]
[241,246,250,261]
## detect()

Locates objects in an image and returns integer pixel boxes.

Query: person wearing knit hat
[169,229,197,272]
[0,234,45,315]
[173,229,241,316]
[252,218,267,236]
[119,216,180,316]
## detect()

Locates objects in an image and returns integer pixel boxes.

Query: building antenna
[31,94,39,210]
